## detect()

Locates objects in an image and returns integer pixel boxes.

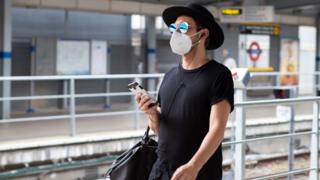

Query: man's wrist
[188,158,203,172]
[148,109,159,121]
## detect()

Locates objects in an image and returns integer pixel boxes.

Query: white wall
[299,26,316,95]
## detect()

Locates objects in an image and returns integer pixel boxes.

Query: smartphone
[128,81,156,108]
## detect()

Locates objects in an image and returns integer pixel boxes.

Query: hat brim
[162,6,224,50]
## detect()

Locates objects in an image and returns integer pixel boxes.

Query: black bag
[106,127,158,180]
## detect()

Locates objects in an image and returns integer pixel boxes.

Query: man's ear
[200,28,209,40]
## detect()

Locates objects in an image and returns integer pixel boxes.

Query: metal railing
[229,94,319,180]
[249,71,320,94]
[0,72,318,180]
[0,74,164,135]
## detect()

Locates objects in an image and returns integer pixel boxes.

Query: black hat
[162,3,224,50]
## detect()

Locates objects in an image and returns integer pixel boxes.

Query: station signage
[247,41,262,63]
[221,8,242,16]
[220,6,274,23]
[240,23,280,36]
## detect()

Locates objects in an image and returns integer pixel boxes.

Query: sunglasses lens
[179,22,189,33]
[169,23,176,33]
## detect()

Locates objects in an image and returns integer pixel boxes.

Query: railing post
[27,80,35,113]
[104,79,111,109]
[234,89,246,180]
[69,78,76,136]
[288,87,296,180]
[63,80,69,109]
[230,110,236,162]
[133,77,141,129]
[309,101,319,180]
[134,99,140,130]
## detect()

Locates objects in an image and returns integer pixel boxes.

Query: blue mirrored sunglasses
[169,21,189,34]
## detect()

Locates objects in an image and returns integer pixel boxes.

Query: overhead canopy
[12,0,318,26]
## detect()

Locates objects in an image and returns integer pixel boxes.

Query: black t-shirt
[150,60,234,180]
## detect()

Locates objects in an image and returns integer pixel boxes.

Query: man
[136,3,234,180]
[222,48,237,70]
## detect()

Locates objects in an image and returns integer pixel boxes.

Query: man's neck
[181,47,208,70]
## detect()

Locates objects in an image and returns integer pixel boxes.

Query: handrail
[236,96,320,107]
[0,73,164,81]
[222,131,315,146]
[250,71,320,76]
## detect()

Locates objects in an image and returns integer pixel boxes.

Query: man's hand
[135,94,157,115]
[135,94,160,134]
[171,162,200,180]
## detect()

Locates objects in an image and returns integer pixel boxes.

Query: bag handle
[142,126,150,144]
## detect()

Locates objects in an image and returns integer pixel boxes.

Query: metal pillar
[27,38,36,113]
[234,89,246,180]
[0,0,12,119]
[104,44,111,109]
[309,101,319,180]
[62,10,69,109]
[316,15,320,96]
[145,16,157,92]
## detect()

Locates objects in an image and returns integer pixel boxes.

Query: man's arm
[147,106,161,135]
[189,99,230,169]
[171,99,231,180]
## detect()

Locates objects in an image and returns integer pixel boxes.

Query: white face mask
[169,31,201,56]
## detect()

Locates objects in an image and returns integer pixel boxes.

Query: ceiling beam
[12,0,170,16]
[265,0,320,10]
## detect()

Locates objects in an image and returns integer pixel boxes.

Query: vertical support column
[0,0,12,119]
[234,89,246,180]
[62,10,69,109]
[238,35,247,68]
[309,101,319,180]
[69,78,76,136]
[27,38,36,113]
[145,16,156,93]
[316,15,320,96]
[269,35,281,87]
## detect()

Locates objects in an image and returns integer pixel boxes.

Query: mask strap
[192,40,200,47]
[189,30,202,38]
[190,31,203,47]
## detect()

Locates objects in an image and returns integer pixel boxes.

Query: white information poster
[280,39,299,86]
[91,40,107,75]
[56,40,90,75]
